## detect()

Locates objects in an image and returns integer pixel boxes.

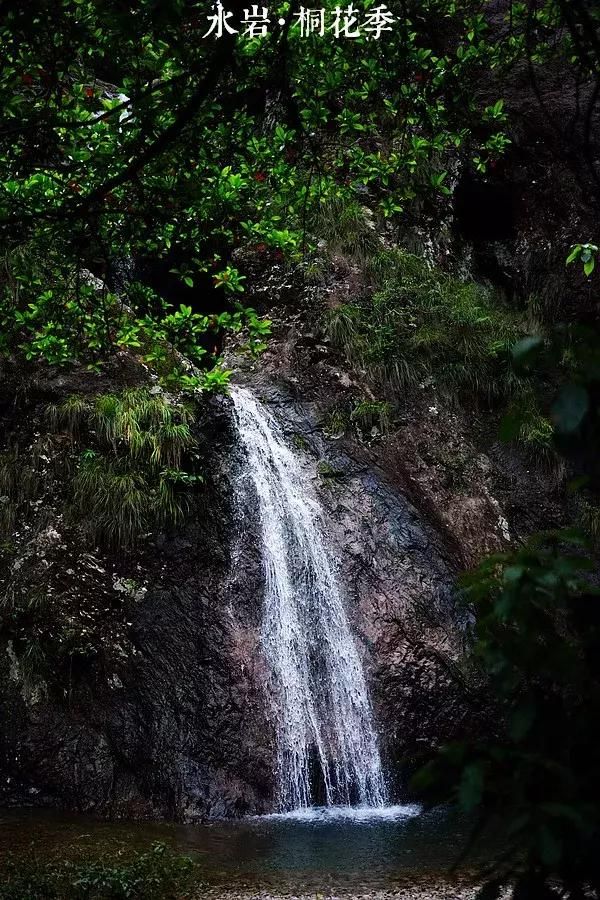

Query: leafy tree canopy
[0,0,518,378]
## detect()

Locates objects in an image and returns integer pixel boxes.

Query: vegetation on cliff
[0,0,527,384]
[0,0,599,897]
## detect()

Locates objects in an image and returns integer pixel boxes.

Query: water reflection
[0,804,491,891]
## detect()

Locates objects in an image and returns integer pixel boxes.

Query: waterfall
[231,385,387,811]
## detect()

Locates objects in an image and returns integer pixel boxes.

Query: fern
[43,388,201,549]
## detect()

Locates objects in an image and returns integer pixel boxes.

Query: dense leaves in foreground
[0,0,526,378]
[414,531,600,898]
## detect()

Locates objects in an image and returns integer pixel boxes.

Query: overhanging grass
[47,388,200,549]
[327,249,529,403]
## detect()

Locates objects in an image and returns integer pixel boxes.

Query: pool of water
[0,804,495,891]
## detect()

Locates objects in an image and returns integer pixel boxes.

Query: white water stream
[231,385,387,812]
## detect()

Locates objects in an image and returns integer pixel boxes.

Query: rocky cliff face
[0,361,271,818]
[0,331,516,820]
[0,6,589,821]
[0,267,570,820]
[233,373,485,795]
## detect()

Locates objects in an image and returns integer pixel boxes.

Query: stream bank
[0,805,504,898]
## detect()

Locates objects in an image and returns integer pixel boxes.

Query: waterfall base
[258,804,421,823]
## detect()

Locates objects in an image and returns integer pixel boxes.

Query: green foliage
[213,265,246,293]
[315,197,380,262]
[0,392,201,693]
[566,242,598,278]
[501,391,564,476]
[0,842,195,899]
[321,398,391,442]
[350,400,391,438]
[578,499,600,550]
[49,389,202,548]
[413,530,600,896]
[317,459,346,481]
[74,457,155,550]
[0,391,200,690]
[0,0,507,246]
[410,245,600,897]
[327,250,526,402]
[517,412,556,464]
[0,240,270,386]
[0,0,511,371]
[507,319,599,446]
[321,409,348,439]
[482,1,600,81]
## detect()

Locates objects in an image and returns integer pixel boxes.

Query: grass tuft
[46,389,199,549]
[315,196,381,262]
[579,499,600,549]
[350,400,391,436]
[327,249,529,403]
[47,394,88,436]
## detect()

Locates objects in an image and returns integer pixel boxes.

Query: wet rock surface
[1,265,571,821]
[0,352,495,819]
[233,375,481,786]
[0,367,274,820]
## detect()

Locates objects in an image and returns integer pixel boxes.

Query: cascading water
[231,385,387,812]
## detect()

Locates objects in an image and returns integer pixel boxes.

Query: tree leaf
[512,335,543,367]
[458,762,484,811]
[551,384,589,434]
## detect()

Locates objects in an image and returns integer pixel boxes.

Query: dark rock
[0,361,494,819]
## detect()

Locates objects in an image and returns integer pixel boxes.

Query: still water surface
[0,804,493,891]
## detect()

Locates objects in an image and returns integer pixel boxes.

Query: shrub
[0,842,196,899]
[412,531,600,897]
[0,244,269,385]
[327,250,528,403]
[48,389,202,549]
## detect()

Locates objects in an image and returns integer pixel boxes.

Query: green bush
[0,244,269,387]
[0,842,195,899]
[48,388,202,548]
[327,250,527,403]
[412,531,600,897]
